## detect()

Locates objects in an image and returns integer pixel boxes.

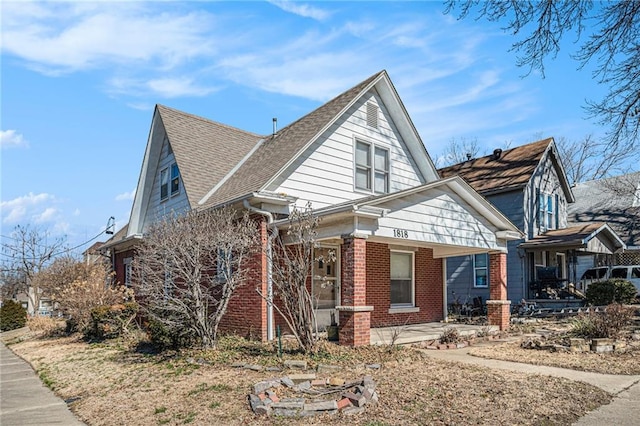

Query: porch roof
[275,176,522,257]
[519,222,625,254]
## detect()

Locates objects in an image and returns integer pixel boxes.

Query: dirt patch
[4,331,612,426]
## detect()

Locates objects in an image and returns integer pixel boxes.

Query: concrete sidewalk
[421,341,640,426]
[0,341,85,425]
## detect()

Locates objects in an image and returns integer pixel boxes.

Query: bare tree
[133,208,257,349]
[1,225,66,315]
[556,134,640,185]
[263,204,332,354]
[444,1,640,149]
[440,137,481,166]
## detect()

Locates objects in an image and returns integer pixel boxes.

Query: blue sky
[1,1,612,254]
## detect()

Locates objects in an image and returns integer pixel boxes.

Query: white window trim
[353,138,390,194]
[160,167,169,201]
[390,249,415,308]
[123,257,132,288]
[170,163,180,196]
[473,253,489,288]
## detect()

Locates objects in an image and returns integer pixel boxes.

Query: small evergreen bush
[586,279,637,306]
[86,302,139,340]
[0,300,27,331]
[147,319,197,351]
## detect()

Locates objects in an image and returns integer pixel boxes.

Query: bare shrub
[27,316,65,337]
[440,326,461,344]
[571,304,634,339]
[266,204,325,354]
[134,208,257,349]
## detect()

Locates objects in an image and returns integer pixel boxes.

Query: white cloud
[108,76,220,99]
[1,192,56,224]
[0,130,29,149]
[2,4,216,74]
[269,1,331,21]
[34,207,59,223]
[115,189,136,202]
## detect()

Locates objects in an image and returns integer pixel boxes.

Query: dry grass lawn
[3,326,612,426]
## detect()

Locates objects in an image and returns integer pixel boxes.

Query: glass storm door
[312,246,339,327]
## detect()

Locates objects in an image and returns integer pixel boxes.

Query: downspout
[442,258,448,322]
[243,200,276,341]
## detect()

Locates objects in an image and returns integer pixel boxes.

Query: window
[611,268,627,279]
[170,163,180,195]
[473,253,488,288]
[538,192,554,230]
[216,249,232,282]
[355,140,389,193]
[123,257,132,288]
[632,268,640,279]
[160,168,169,200]
[390,251,413,306]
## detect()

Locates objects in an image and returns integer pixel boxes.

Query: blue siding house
[439,138,625,309]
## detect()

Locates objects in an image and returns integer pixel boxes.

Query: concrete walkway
[0,341,85,425]
[421,340,640,426]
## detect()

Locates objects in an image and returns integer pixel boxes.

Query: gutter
[243,200,276,341]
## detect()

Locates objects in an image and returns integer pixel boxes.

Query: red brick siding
[113,249,135,286]
[366,243,443,328]
[219,217,268,340]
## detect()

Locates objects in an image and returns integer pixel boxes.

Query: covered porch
[276,176,522,346]
[370,322,498,346]
[520,223,625,302]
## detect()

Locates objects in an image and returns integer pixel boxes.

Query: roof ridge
[156,104,264,138]
[439,137,552,171]
[273,70,386,136]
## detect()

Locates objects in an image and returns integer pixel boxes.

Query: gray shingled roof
[156,105,262,208]
[567,172,640,247]
[199,70,386,208]
[438,138,552,195]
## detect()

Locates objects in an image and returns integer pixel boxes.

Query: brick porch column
[337,236,373,347]
[486,252,510,331]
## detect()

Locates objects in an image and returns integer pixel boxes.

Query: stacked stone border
[243,360,378,418]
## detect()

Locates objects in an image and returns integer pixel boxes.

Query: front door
[312,245,340,329]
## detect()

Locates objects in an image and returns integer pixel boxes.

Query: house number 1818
[393,229,409,238]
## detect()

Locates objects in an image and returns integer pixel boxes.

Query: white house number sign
[393,229,409,239]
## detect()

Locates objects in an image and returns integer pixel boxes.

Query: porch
[370,322,498,346]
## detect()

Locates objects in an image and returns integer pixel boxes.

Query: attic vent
[366,102,378,129]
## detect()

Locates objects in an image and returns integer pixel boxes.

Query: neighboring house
[102,70,521,347]
[82,242,105,265]
[439,139,625,307]
[568,171,640,271]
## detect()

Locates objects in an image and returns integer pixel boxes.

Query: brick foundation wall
[366,243,443,328]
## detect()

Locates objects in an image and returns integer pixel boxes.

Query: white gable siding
[374,189,499,250]
[269,90,426,209]
[141,137,189,231]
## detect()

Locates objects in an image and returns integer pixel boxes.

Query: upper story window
[538,192,554,230]
[160,168,169,200]
[355,140,389,194]
[170,163,180,195]
[160,162,180,201]
[473,253,488,288]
